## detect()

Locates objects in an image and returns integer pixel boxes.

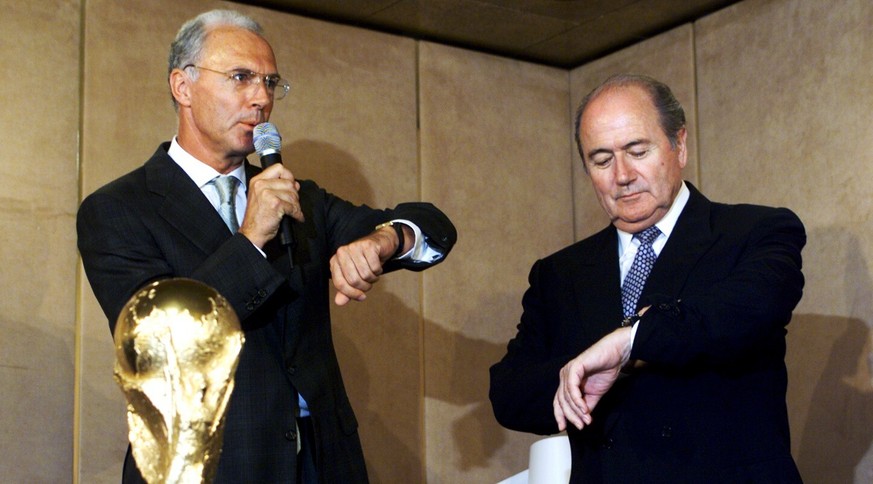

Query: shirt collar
[168,137,247,189]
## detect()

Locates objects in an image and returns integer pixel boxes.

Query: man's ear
[675,127,688,169]
[169,68,192,108]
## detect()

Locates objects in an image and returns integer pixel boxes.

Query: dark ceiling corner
[231,0,741,69]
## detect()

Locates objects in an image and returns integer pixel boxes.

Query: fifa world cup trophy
[113,278,244,483]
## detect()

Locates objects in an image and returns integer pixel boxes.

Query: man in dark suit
[489,74,805,482]
[77,9,456,484]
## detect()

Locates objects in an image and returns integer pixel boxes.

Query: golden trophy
[113,278,244,483]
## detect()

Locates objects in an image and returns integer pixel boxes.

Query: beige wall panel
[569,25,698,240]
[418,42,572,482]
[0,1,80,482]
[695,0,873,481]
[78,1,421,482]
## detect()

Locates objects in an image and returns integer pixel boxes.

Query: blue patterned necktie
[213,176,239,233]
[621,225,661,317]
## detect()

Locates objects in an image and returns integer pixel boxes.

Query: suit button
[661,426,673,438]
[287,365,297,375]
[258,289,267,297]
[603,438,614,449]
[246,303,255,311]
[285,430,297,441]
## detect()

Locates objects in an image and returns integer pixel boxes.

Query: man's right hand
[553,327,633,431]
[239,163,305,248]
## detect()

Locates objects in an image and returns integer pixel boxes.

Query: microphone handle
[259,152,296,265]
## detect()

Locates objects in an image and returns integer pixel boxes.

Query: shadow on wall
[288,137,519,480]
[789,227,873,483]
[0,316,76,481]
[424,293,520,471]
[792,315,873,483]
[285,139,382,206]
[333,291,514,482]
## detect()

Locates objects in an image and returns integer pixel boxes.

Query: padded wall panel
[0,1,80,482]
[419,41,572,483]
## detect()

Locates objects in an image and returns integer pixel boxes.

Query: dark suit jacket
[490,183,805,483]
[77,143,456,483]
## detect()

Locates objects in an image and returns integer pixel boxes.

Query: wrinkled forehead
[201,25,278,71]
[583,85,657,126]
[581,86,663,146]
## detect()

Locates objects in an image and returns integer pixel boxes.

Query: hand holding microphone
[238,123,302,263]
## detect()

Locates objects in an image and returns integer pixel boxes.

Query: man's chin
[612,213,659,233]
[233,133,256,154]
[229,143,256,159]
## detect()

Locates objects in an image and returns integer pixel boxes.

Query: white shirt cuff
[390,219,445,263]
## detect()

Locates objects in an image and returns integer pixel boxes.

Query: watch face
[621,315,639,327]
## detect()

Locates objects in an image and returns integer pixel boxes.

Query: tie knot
[634,226,661,245]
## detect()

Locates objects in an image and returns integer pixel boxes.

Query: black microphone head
[253,122,282,156]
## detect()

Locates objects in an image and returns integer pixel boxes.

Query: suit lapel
[641,183,719,305]
[145,146,234,255]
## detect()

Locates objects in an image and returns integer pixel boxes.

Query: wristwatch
[375,220,405,259]
[621,314,641,328]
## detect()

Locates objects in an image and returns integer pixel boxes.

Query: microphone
[253,122,296,267]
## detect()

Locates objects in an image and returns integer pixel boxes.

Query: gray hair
[574,74,686,170]
[168,9,264,107]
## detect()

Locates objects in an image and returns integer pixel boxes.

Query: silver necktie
[213,176,239,233]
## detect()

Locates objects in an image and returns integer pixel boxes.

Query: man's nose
[614,155,635,184]
[249,79,273,107]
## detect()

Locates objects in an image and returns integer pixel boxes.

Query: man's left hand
[329,225,402,305]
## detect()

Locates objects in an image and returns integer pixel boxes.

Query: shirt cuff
[390,219,445,263]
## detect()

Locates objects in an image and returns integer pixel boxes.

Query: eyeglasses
[184,64,291,100]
